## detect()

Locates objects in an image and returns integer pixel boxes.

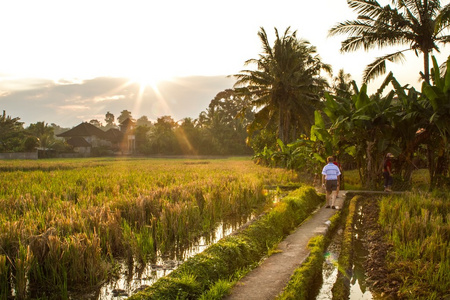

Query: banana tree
[390,77,428,183]
[421,56,450,189]
[322,74,399,188]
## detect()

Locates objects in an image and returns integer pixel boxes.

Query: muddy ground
[361,198,401,299]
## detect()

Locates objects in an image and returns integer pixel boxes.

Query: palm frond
[363,50,407,82]
[351,80,360,94]
[396,0,420,16]
[339,35,375,52]
[329,20,375,37]
[398,1,421,27]
[375,71,394,95]
[435,35,450,45]
[435,3,450,33]
[348,0,383,18]
[331,14,413,52]
[257,27,274,59]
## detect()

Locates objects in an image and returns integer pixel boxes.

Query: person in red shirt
[333,156,342,194]
[383,153,394,192]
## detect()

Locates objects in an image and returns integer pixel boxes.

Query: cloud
[93,95,126,103]
[56,105,90,111]
[0,75,235,128]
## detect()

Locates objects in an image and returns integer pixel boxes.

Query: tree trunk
[278,104,291,145]
[423,50,430,84]
[357,160,364,186]
[399,129,431,183]
[365,140,377,189]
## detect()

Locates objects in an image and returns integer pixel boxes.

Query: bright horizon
[0,0,449,127]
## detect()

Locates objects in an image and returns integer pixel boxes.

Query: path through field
[223,191,347,300]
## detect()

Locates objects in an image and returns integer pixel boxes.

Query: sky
[0,0,449,128]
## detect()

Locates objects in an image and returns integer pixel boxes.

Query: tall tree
[135,124,152,154]
[175,118,200,155]
[234,27,331,145]
[104,111,115,129]
[117,110,133,124]
[50,123,70,136]
[329,0,450,83]
[26,121,55,149]
[198,89,254,155]
[0,110,25,152]
[332,69,353,99]
[136,115,152,127]
[149,116,178,154]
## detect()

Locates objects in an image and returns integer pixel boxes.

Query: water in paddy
[316,204,374,300]
[349,204,373,299]
[87,214,256,299]
[89,189,284,299]
[316,225,342,300]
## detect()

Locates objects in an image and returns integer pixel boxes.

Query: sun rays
[129,76,174,119]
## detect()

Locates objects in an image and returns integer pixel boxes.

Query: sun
[130,73,163,90]
[125,71,174,119]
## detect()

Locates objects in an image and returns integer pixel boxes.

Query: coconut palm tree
[332,69,353,98]
[234,27,331,145]
[329,0,450,83]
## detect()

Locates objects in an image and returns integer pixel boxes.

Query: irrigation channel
[316,200,374,300]
[73,189,285,299]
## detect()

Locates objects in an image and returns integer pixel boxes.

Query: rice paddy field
[0,157,299,298]
[378,192,450,299]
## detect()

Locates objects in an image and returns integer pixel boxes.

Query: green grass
[342,169,362,190]
[410,168,430,191]
[198,279,235,300]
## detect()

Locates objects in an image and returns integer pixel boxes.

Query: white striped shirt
[322,163,341,180]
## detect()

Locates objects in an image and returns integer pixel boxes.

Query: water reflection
[316,227,342,300]
[91,215,255,299]
[263,188,287,203]
[350,205,373,300]
[316,204,374,300]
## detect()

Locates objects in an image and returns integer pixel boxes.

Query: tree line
[0,89,254,156]
[1,0,449,189]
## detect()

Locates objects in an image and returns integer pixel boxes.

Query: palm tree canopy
[329,0,450,82]
[234,27,331,144]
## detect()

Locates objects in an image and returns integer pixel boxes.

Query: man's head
[386,153,394,158]
[327,156,334,163]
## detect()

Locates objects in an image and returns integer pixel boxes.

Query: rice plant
[378,192,450,299]
[0,157,298,297]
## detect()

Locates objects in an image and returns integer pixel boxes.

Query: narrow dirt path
[223,191,347,300]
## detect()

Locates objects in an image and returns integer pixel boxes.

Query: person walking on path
[333,156,342,194]
[383,153,394,192]
[322,156,341,209]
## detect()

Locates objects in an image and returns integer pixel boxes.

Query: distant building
[57,118,136,156]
